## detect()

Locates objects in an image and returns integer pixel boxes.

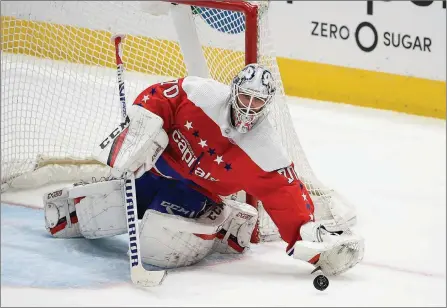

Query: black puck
[313,274,329,291]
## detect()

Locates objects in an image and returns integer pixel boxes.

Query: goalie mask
[229,64,276,133]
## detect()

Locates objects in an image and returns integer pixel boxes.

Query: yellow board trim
[278,58,446,119]
[1,16,188,77]
[2,16,445,119]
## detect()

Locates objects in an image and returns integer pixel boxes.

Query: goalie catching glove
[94,105,169,177]
[290,222,364,276]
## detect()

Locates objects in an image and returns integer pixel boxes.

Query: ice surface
[1,58,445,306]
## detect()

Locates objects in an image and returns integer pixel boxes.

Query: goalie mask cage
[1,1,356,243]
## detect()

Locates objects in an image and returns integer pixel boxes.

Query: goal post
[1,0,357,243]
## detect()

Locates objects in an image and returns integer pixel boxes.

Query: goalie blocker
[94,104,169,178]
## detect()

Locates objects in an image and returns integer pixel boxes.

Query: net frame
[1,0,356,243]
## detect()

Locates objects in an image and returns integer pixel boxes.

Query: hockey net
[1,1,355,242]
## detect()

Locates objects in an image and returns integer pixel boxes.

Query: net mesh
[1,1,352,240]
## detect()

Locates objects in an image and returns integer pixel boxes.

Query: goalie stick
[112,34,167,287]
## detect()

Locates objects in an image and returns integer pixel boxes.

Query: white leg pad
[138,200,258,268]
[74,180,128,239]
[139,204,231,268]
[44,179,128,239]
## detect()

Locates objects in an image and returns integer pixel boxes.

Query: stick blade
[131,266,167,287]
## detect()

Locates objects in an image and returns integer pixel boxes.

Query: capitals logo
[172,129,219,181]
